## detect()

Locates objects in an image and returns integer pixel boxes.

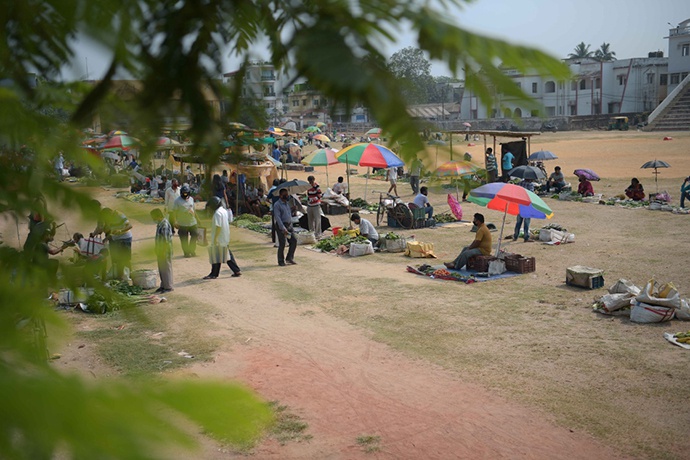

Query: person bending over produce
[350,213,378,246]
[444,213,492,270]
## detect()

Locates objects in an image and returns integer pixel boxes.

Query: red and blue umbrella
[336,142,404,202]
[99,135,139,150]
[468,183,553,255]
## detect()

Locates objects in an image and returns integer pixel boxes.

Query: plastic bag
[404,241,436,258]
[676,299,690,321]
[630,301,675,323]
[488,259,506,276]
[636,279,680,309]
[295,231,317,245]
[608,279,640,296]
[349,241,374,257]
[599,293,634,312]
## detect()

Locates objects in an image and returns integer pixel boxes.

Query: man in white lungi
[203,196,241,280]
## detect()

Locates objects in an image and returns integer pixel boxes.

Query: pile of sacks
[594,278,690,323]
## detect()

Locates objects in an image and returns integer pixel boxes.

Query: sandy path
[171,229,625,459]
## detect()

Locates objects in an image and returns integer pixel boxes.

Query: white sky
[65,0,690,81]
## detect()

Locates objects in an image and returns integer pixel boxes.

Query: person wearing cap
[203,196,241,279]
[350,213,378,246]
[172,184,198,257]
[150,208,174,293]
[546,166,566,192]
[681,177,690,208]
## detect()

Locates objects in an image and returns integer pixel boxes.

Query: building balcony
[668,26,690,37]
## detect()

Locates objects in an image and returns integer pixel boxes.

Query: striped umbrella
[434,161,482,200]
[302,148,339,185]
[100,135,139,150]
[312,134,331,143]
[366,127,382,138]
[468,182,553,255]
[336,143,404,198]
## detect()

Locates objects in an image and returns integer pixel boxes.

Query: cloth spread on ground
[406,264,523,283]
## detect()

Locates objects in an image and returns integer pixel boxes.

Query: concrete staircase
[648,79,690,131]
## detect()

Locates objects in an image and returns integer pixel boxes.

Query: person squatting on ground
[350,213,378,246]
[547,166,566,192]
[150,208,174,292]
[444,213,493,270]
[173,184,198,257]
[203,196,241,279]
[273,188,297,266]
[306,175,323,239]
[625,178,645,201]
[577,176,594,197]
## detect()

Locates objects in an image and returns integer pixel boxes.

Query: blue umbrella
[528,150,558,161]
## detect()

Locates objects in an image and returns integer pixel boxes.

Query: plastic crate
[467,255,495,272]
[566,266,604,289]
[387,214,401,228]
[504,256,536,273]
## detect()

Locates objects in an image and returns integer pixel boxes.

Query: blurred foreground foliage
[1,0,567,457]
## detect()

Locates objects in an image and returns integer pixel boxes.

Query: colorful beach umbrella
[434,161,482,199]
[468,183,553,255]
[107,129,127,137]
[304,126,321,133]
[313,134,331,143]
[366,127,382,138]
[267,127,285,136]
[302,148,339,185]
[315,122,326,128]
[156,137,181,149]
[100,135,139,150]
[336,143,404,199]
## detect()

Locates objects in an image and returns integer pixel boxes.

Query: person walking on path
[513,179,535,242]
[150,208,174,293]
[164,179,180,234]
[203,197,241,280]
[387,166,399,196]
[306,175,323,239]
[172,184,198,257]
[274,188,297,266]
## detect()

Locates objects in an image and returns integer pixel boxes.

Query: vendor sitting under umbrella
[625,178,645,201]
[577,176,594,197]
[444,213,492,270]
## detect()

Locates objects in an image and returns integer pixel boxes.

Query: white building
[460,56,668,120]
[666,18,690,92]
[223,62,291,125]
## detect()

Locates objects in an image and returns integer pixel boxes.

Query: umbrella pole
[364,167,370,198]
[346,154,352,223]
[655,168,659,194]
[326,164,329,187]
[495,205,508,257]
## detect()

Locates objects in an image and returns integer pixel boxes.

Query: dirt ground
[15,129,690,459]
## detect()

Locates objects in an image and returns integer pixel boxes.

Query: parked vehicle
[540,122,558,133]
[608,116,629,131]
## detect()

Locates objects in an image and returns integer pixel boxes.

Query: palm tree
[594,42,617,61]
[568,42,593,59]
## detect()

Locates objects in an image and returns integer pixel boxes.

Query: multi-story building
[223,61,289,125]
[667,18,690,92]
[459,56,668,121]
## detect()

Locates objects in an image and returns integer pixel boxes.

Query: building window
[558,81,564,90]
[503,108,511,118]
[671,74,680,84]
[532,82,538,93]
[647,73,655,84]
[660,74,668,85]
[617,75,626,86]
[313,99,320,107]
[302,99,307,106]
[580,79,586,90]
[514,108,522,118]
[545,81,556,93]
[545,106,555,116]
[682,44,690,56]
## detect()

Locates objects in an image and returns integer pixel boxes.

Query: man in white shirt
[332,176,348,196]
[172,184,198,257]
[350,213,378,245]
[203,196,241,279]
[413,186,433,219]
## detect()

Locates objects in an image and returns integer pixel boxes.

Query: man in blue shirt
[273,187,297,266]
[502,150,514,182]
[272,144,281,161]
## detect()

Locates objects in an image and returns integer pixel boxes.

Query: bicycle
[373,191,413,228]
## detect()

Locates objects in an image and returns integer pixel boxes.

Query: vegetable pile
[384,232,401,240]
[115,191,165,205]
[434,213,457,223]
[314,233,369,252]
[233,214,272,234]
[673,331,690,344]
